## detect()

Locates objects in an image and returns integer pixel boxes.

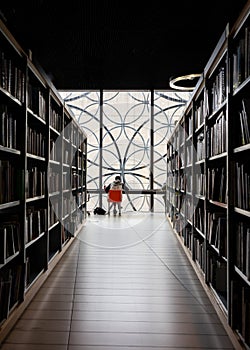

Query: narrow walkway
[1,213,239,349]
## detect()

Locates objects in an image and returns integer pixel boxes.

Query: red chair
[108,189,122,215]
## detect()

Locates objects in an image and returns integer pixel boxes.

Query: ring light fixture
[169,73,201,91]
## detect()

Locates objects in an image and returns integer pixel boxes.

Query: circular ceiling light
[169,73,201,91]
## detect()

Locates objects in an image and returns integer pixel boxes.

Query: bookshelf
[0,18,87,341]
[166,2,250,348]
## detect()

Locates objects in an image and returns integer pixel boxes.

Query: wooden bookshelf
[0,18,87,342]
[166,2,250,349]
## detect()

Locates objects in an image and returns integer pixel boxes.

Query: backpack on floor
[93,207,106,215]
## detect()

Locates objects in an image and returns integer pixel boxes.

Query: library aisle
[0,212,241,350]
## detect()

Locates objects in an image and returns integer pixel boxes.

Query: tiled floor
[0,212,241,349]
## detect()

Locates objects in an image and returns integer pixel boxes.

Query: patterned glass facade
[59,90,191,213]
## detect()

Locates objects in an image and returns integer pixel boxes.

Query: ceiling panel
[0,0,248,90]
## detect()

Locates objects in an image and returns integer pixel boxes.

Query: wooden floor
[0,212,242,349]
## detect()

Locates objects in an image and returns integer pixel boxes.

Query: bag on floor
[93,207,106,215]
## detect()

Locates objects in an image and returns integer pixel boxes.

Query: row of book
[166,173,174,192]
[168,99,249,159]
[232,25,250,89]
[0,222,20,263]
[208,65,226,113]
[163,103,247,163]
[235,221,250,280]
[49,170,60,193]
[169,191,184,213]
[167,142,175,159]
[75,152,84,169]
[80,139,87,154]
[51,138,82,166]
[231,283,250,345]
[63,171,82,192]
[0,160,20,204]
[183,225,192,251]
[50,106,62,132]
[179,172,186,192]
[195,172,205,196]
[72,125,79,147]
[1,161,82,204]
[0,104,17,150]
[49,138,61,162]
[61,223,73,243]
[168,168,202,197]
[207,212,227,258]
[62,210,82,241]
[168,116,226,165]
[193,235,205,270]
[194,204,205,233]
[185,172,192,193]
[77,174,84,191]
[238,98,250,146]
[186,114,193,135]
[63,169,77,191]
[172,128,180,150]
[0,50,25,103]
[179,125,185,146]
[235,161,250,211]
[1,200,82,252]
[26,207,47,244]
[170,170,177,186]
[62,195,78,217]
[207,111,227,157]
[27,85,46,121]
[27,126,46,158]
[185,196,194,222]
[27,167,46,199]
[167,153,182,172]
[186,143,193,165]
[75,191,85,207]
[71,171,80,190]
[169,158,246,212]
[48,193,84,227]
[196,132,205,161]
[194,97,208,131]
[208,166,227,204]
[63,118,85,147]
[240,287,250,345]
[179,147,185,167]
[49,200,60,227]
[0,265,22,323]
[63,119,71,141]
[207,256,227,302]
[64,147,71,164]
[63,144,82,166]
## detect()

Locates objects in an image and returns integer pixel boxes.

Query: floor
[0,212,241,349]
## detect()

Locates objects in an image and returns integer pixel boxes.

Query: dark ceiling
[0,0,248,90]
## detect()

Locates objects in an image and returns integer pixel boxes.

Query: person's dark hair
[115,175,121,181]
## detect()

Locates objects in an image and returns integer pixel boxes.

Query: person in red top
[104,175,124,216]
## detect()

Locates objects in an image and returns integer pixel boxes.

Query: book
[9,264,22,307]
[0,227,7,263]
[246,228,250,280]
[241,98,250,144]
[0,270,12,321]
[215,262,227,294]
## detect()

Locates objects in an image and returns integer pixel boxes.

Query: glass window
[59,90,191,212]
